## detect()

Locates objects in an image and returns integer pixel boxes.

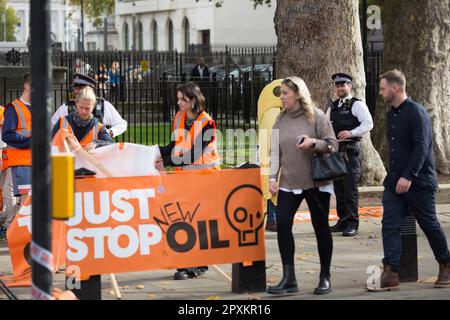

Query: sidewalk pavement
[1,204,450,300]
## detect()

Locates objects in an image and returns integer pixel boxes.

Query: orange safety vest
[4,99,32,168]
[1,149,8,172]
[0,105,4,124]
[60,116,103,148]
[0,106,5,172]
[172,111,220,171]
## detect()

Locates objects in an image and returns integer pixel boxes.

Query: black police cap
[331,73,353,85]
[72,73,97,88]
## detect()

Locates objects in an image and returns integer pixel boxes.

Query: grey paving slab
[1,209,449,300]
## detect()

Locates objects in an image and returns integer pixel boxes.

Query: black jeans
[276,189,333,276]
[333,144,361,229]
[382,187,450,272]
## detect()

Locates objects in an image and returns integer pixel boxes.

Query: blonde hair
[76,86,96,105]
[282,76,316,123]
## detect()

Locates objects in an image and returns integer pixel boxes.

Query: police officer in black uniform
[328,73,374,236]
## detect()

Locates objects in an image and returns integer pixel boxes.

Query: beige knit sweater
[269,104,338,190]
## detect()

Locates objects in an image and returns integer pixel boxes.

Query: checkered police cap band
[73,77,95,87]
[333,75,352,83]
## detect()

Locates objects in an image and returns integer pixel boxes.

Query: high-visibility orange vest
[1,149,8,172]
[172,111,220,171]
[60,116,103,148]
[4,99,32,167]
[0,106,6,172]
[0,105,4,124]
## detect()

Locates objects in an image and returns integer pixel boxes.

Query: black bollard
[399,211,418,282]
[69,275,102,300]
[232,261,266,293]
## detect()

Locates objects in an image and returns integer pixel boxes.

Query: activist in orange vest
[157,82,220,281]
[0,105,6,171]
[2,73,32,200]
[157,82,220,172]
[0,73,33,240]
[51,86,113,151]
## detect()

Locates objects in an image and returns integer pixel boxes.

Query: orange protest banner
[67,168,265,277]
[1,196,67,287]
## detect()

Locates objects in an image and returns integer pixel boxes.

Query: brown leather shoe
[435,262,450,288]
[367,264,400,292]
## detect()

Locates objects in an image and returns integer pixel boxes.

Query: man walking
[368,69,450,291]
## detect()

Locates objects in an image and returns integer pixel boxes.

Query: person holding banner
[156,82,220,280]
[51,73,127,138]
[51,86,113,151]
[268,77,338,295]
[157,82,220,172]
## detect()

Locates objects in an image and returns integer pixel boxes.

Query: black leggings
[276,189,333,276]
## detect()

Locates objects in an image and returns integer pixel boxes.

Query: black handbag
[311,145,348,181]
[310,119,348,181]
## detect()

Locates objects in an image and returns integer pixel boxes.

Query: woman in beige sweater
[268,76,338,295]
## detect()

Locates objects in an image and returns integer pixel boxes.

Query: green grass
[117,124,258,166]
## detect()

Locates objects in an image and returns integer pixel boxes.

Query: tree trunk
[373,0,450,174]
[274,0,386,185]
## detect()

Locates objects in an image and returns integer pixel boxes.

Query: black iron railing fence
[0,48,383,148]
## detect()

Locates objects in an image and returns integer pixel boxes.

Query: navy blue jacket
[2,99,31,149]
[384,97,438,192]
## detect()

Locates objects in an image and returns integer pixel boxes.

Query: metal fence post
[30,0,53,300]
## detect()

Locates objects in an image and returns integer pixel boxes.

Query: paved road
[1,205,450,300]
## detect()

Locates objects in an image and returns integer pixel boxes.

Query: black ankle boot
[267,264,298,294]
[314,275,331,295]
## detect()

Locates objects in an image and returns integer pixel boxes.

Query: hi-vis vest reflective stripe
[60,116,103,148]
[6,99,32,167]
[172,111,220,171]
[0,105,4,125]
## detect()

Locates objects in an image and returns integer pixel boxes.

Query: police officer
[51,73,127,138]
[328,73,374,237]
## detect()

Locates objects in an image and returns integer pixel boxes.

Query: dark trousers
[333,144,361,229]
[276,189,333,276]
[382,187,450,272]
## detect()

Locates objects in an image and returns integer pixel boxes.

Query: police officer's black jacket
[330,97,361,143]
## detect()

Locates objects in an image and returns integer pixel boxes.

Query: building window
[168,19,174,51]
[87,42,96,51]
[183,18,190,52]
[137,21,143,50]
[152,20,158,50]
[123,22,129,50]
